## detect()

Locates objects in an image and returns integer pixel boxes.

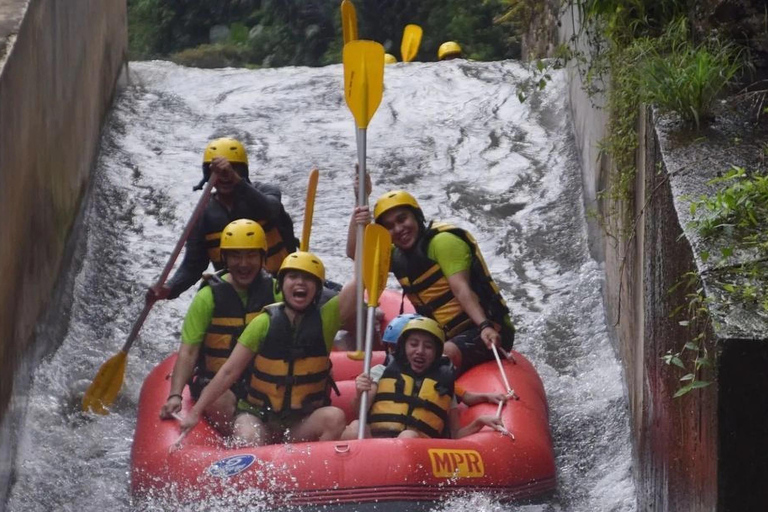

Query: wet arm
[160,342,200,419]
[168,343,200,398]
[451,410,503,439]
[345,206,371,259]
[185,343,254,421]
[350,374,378,415]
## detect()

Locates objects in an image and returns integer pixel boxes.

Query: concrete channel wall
[0,0,126,503]
[540,4,768,511]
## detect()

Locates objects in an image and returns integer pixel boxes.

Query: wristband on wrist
[167,393,183,401]
[478,320,494,332]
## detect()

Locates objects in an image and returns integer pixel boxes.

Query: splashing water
[6,60,635,512]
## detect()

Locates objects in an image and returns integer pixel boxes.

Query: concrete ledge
[0,0,126,503]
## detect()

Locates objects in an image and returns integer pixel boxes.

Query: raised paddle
[340,0,358,45]
[400,24,423,62]
[82,175,219,414]
[300,168,319,251]
[358,223,391,438]
[342,40,384,357]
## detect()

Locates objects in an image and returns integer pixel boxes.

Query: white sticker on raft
[207,454,257,478]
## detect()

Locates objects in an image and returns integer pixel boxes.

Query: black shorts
[189,375,246,401]
[448,321,514,375]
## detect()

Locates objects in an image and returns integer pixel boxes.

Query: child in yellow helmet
[342,317,505,439]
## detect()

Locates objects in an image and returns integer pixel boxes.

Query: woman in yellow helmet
[160,219,279,436]
[179,251,358,446]
[147,137,298,302]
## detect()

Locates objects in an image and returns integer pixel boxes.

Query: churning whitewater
[6,60,635,511]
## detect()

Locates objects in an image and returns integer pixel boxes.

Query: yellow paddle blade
[341,0,358,45]
[82,350,127,414]
[300,168,319,252]
[400,24,423,62]
[343,40,385,129]
[363,223,391,307]
[347,350,365,361]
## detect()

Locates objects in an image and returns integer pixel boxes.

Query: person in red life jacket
[147,137,298,302]
[160,219,279,435]
[342,317,505,439]
[347,189,515,376]
[179,251,356,446]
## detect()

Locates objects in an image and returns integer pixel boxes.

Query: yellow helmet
[219,219,267,251]
[278,251,326,282]
[203,137,248,164]
[399,317,446,352]
[437,41,462,61]
[373,190,423,223]
[384,53,398,65]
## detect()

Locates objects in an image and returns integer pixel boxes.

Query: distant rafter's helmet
[384,53,398,65]
[382,314,421,345]
[220,219,267,252]
[438,41,462,61]
[203,137,248,164]
[277,251,326,303]
[373,190,424,224]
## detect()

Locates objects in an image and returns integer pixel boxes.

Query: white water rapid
[6,59,635,512]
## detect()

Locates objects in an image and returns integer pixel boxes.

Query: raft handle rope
[170,412,190,452]
[492,344,519,440]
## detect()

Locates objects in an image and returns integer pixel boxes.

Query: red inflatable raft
[131,292,556,508]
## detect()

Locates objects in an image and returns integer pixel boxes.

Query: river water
[5,59,635,511]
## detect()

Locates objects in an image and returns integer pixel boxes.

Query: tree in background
[128,0,520,66]
[356,0,519,61]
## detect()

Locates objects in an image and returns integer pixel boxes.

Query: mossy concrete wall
[525,3,768,510]
[0,0,126,502]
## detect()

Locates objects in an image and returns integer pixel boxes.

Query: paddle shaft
[120,175,218,353]
[357,304,377,438]
[355,127,368,352]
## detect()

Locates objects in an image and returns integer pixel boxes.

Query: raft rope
[491,344,519,439]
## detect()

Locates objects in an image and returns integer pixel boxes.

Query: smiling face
[378,206,420,251]
[403,331,440,375]
[281,270,320,311]
[224,249,263,289]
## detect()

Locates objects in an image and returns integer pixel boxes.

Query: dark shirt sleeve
[235,180,284,220]
[165,217,210,299]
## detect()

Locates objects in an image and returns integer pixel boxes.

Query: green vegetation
[638,20,745,129]
[664,271,714,397]
[500,0,762,396]
[127,0,520,67]
[665,167,768,396]
[690,166,768,254]
[505,0,749,199]
[690,166,768,315]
